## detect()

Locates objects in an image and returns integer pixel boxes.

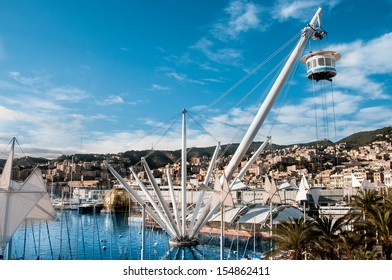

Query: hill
[338,126,392,149]
[2,126,391,169]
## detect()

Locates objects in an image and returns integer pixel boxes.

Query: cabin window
[318,57,325,66]
[325,57,332,66]
[307,61,311,70]
[312,59,317,68]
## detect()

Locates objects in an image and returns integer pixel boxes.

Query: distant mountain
[103,126,392,168]
[0,156,48,168]
[2,126,391,169]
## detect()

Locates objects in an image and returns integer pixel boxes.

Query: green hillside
[338,126,392,149]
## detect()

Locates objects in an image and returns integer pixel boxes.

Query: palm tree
[347,188,391,259]
[272,217,316,260]
[350,247,380,260]
[312,216,349,259]
[350,189,383,219]
[366,207,392,260]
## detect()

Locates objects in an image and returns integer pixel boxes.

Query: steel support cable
[128,111,182,151]
[329,80,338,165]
[310,74,321,171]
[324,81,330,140]
[179,112,224,171]
[189,52,298,238]
[0,139,13,156]
[262,52,301,137]
[187,111,220,144]
[190,52,292,163]
[206,31,302,110]
[312,76,319,145]
[143,114,181,158]
[218,53,292,160]
[132,112,182,166]
[91,35,300,169]
[0,137,26,158]
[188,112,248,133]
[318,80,329,140]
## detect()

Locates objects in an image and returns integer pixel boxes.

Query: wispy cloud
[191,37,242,65]
[9,71,50,88]
[151,84,171,91]
[98,95,125,105]
[0,70,109,156]
[272,0,340,22]
[211,0,263,41]
[167,71,205,85]
[168,72,186,82]
[190,0,264,66]
[47,86,89,102]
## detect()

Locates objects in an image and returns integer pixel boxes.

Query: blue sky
[0,0,391,158]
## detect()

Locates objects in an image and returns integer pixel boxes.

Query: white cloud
[0,105,24,121]
[272,0,340,22]
[98,95,125,105]
[68,113,108,121]
[355,106,392,126]
[47,86,89,102]
[333,32,392,99]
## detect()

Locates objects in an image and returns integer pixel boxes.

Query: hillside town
[3,129,391,202]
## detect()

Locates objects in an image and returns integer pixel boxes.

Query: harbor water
[9,210,269,260]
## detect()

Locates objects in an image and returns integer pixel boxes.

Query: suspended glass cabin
[300,50,341,81]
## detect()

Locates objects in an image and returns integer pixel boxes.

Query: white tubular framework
[188,143,221,237]
[142,158,181,238]
[190,7,323,238]
[166,168,183,236]
[104,161,176,238]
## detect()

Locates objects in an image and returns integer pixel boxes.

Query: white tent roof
[209,205,246,223]
[238,205,270,224]
[236,204,309,226]
[271,206,308,224]
[0,140,57,250]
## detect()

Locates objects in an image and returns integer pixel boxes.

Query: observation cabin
[300,50,341,81]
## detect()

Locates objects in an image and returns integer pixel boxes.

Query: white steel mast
[224,8,322,181]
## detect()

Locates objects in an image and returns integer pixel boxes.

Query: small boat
[78,200,104,214]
